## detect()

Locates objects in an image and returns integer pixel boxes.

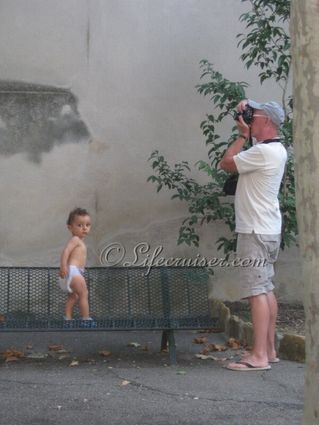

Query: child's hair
[67,207,90,225]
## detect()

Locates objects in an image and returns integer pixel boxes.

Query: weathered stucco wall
[0,0,302,302]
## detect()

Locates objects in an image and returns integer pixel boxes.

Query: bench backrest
[0,267,211,320]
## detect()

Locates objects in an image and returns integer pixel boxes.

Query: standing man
[219,99,287,371]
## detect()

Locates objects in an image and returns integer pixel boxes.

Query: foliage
[147,150,236,251]
[238,0,291,88]
[148,0,296,254]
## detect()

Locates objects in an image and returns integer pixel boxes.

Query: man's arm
[219,135,247,172]
[219,105,250,173]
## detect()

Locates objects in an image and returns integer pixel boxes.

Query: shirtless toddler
[59,207,93,321]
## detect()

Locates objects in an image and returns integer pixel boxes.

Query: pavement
[0,330,304,425]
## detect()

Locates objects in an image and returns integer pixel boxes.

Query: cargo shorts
[236,232,281,299]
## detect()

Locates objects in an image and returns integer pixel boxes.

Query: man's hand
[236,115,250,139]
[237,99,248,113]
[219,99,252,172]
[236,100,250,138]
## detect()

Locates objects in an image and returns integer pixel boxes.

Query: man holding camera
[219,99,287,371]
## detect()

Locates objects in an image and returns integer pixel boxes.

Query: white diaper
[58,265,85,293]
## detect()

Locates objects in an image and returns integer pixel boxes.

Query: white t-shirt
[233,142,287,234]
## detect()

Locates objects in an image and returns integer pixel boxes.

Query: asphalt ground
[0,330,304,425]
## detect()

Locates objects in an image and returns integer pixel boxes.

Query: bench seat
[0,266,219,363]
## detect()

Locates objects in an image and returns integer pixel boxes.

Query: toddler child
[59,207,94,324]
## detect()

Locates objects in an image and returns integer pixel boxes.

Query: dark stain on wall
[0,81,90,162]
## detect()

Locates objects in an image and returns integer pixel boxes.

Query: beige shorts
[236,233,281,298]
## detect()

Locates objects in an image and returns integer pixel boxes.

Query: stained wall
[0,0,301,302]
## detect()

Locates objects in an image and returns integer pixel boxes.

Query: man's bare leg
[266,290,278,361]
[246,294,270,365]
[229,294,270,369]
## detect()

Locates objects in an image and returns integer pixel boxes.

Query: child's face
[68,214,91,239]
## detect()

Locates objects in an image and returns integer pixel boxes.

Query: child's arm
[59,236,81,278]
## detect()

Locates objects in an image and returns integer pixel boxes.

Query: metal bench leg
[168,330,177,365]
[161,330,177,364]
[161,330,169,351]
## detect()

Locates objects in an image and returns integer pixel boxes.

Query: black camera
[234,105,254,125]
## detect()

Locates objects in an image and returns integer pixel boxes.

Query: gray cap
[247,99,285,127]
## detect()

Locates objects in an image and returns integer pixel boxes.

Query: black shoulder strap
[262,139,281,144]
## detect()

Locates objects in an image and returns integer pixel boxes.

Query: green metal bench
[0,266,219,364]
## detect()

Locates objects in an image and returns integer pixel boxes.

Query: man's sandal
[226,361,271,372]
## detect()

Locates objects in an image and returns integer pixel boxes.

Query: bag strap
[261,138,281,144]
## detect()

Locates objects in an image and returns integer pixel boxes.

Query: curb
[211,299,305,363]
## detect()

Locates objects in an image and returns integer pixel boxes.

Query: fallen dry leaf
[227,338,241,349]
[5,356,19,363]
[99,351,112,357]
[141,345,149,352]
[127,342,141,348]
[199,347,211,355]
[1,348,24,361]
[199,343,227,354]
[195,354,219,361]
[120,380,130,386]
[196,353,229,362]
[193,337,208,345]
[195,354,210,360]
[69,360,79,367]
[207,343,227,352]
[58,355,70,361]
[48,344,65,352]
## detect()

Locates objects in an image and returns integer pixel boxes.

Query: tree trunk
[291,1,319,423]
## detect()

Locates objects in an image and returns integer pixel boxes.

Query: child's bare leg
[65,293,79,319]
[70,275,90,319]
